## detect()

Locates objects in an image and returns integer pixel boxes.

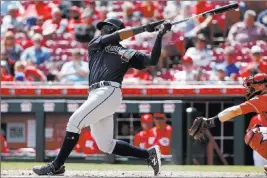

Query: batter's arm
[89,22,163,50]
[131,34,163,69]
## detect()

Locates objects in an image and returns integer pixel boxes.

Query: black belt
[89,81,119,91]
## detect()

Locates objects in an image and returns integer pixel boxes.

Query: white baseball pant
[66,82,122,154]
[253,150,267,166]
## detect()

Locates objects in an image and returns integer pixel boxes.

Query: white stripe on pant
[66,82,122,154]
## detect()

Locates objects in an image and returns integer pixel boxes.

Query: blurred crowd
[1,0,267,84]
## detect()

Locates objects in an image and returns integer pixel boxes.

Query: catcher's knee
[66,116,83,134]
[95,138,116,154]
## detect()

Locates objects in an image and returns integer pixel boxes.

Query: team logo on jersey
[105,45,136,63]
[159,137,170,146]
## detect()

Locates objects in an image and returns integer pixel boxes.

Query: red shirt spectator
[0,134,10,153]
[157,68,175,81]
[124,69,152,81]
[18,26,46,49]
[75,129,99,155]
[147,113,172,155]
[137,0,158,18]
[192,0,213,23]
[134,114,154,149]
[1,61,13,81]
[25,1,53,20]
[240,45,267,78]
[14,61,47,81]
[42,8,68,35]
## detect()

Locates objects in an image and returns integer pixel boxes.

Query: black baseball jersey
[87,34,161,85]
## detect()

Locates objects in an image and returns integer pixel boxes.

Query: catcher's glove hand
[189,116,215,141]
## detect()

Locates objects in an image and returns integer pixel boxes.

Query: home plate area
[1,170,265,178]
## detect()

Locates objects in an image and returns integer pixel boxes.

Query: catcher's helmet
[243,73,267,100]
[96,18,125,31]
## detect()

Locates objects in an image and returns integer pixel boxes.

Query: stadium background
[1,0,267,167]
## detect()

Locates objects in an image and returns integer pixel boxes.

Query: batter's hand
[158,21,172,37]
[144,20,165,33]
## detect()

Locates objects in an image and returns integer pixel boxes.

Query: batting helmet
[96,18,125,31]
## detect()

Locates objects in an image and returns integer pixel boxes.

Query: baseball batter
[33,18,172,176]
[189,73,267,175]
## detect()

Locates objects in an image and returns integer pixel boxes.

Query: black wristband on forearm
[131,26,146,35]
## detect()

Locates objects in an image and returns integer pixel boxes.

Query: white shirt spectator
[59,60,89,83]
[174,70,197,81]
[185,47,213,67]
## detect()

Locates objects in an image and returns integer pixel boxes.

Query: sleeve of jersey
[240,100,258,115]
[88,34,121,51]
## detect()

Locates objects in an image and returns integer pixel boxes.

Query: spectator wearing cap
[174,55,208,81]
[20,33,51,65]
[240,45,267,78]
[228,10,267,43]
[42,8,68,35]
[184,33,213,67]
[67,6,82,32]
[1,31,23,63]
[213,46,240,79]
[75,8,96,43]
[13,61,46,82]
[209,65,228,82]
[134,114,154,149]
[58,49,89,83]
[257,4,267,27]
[147,113,172,155]
[1,5,25,35]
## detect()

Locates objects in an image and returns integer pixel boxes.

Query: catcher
[189,73,267,174]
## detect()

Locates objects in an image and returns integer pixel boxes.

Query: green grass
[1,162,263,173]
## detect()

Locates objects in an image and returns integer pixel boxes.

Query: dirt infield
[1,170,266,177]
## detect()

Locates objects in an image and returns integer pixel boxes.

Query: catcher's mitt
[189,116,215,141]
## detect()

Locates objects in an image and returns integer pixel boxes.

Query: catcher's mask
[243,73,267,100]
[96,18,125,35]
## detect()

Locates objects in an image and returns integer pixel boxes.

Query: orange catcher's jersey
[147,125,172,155]
[133,130,149,149]
[240,94,267,120]
[75,131,99,155]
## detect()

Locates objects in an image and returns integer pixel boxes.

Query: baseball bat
[172,3,239,25]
